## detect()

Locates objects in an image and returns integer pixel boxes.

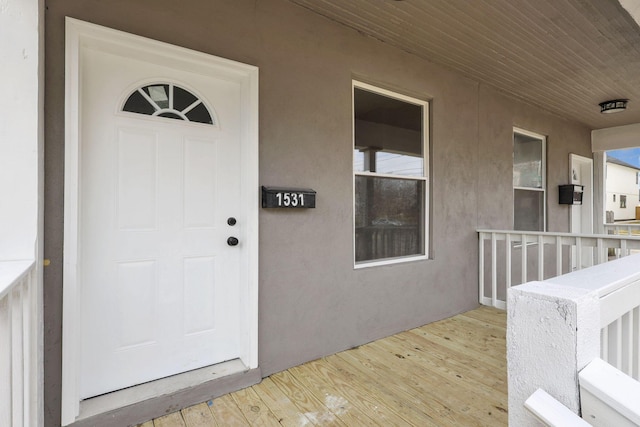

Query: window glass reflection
[513,133,543,188]
[514,189,544,231]
[353,87,423,177]
[355,175,425,262]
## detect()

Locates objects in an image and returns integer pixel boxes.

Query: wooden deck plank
[137,422,154,427]
[345,342,494,427]
[288,361,389,426]
[153,412,186,427]
[401,312,507,393]
[411,322,506,370]
[421,316,506,358]
[208,393,250,426]
[269,370,348,426]
[181,402,218,427]
[459,306,507,327]
[231,386,282,426]
[384,333,507,407]
[251,377,316,426]
[328,352,442,426]
[455,310,508,335]
[369,338,508,426]
[399,329,507,395]
[152,307,508,427]
[292,357,418,426]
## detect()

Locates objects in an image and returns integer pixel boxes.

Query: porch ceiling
[288,0,640,130]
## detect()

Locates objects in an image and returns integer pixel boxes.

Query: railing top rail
[0,259,36,300]
[542,253,640,298]
[477,229,640,240]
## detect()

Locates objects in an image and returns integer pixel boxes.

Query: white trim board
[592,123,640,152]
[62,18,259,425]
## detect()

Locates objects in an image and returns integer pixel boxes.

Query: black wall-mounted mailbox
[559,184,584,205]
[262,186,316,208]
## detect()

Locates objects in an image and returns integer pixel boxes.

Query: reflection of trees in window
[355,176,424,262]
[122,83,215,125]
[353,82,428,264]
[621,195,627,209]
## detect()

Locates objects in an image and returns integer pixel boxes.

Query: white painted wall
[0,0,43,261]
[605,162,640,221]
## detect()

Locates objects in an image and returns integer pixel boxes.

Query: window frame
[352,80,430,268]
[513,127,547,232]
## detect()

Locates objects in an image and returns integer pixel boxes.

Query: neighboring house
[4,1,640,426]
[606,156,640,221]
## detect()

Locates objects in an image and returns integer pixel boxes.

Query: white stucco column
[507,281,601,426]
[0,0,43,261]
[0,1,44,426]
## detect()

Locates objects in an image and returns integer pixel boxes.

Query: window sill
[354,254,429,269]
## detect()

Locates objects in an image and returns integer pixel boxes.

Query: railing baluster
[634,307,640,381]
[11,287,24,427]
[615,318,623,372]
[491,233,497,308]
[624,311,633,377]
[621,239,628,258]
[506,233,512,292]
[538,235,544,280]
[22,273,32,427]
[0,261,37,427]
[522,233,527,284]
[0,297,10,427]
[556,235,562,276]
[597,238,605,265]
[576,236,582,271]
[601,325,610,364]
[478,232,485,305]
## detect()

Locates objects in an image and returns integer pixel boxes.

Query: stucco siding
[43,0,592,424]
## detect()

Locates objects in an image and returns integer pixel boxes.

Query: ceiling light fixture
[599,99,628,114]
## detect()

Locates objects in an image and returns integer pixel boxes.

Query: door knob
[227,217,237,226]
[227,237,239,246]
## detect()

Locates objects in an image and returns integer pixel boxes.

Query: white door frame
[61,18,259,424]
[570,153,594,269]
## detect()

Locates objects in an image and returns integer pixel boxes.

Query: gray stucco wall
[43,0,593,424]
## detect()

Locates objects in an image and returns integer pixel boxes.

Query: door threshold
[77,359,249,422]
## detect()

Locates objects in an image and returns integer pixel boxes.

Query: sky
[607,147,640,168]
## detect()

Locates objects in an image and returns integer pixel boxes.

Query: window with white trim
[353,81,429,265]
[513,128,546,231]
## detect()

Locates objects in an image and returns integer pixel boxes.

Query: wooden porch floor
[140,306,507,426]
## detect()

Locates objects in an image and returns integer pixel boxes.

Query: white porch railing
[507,254,640,426]
[0,260,39,427]
[598,266,640,381]
[604,223,640,237]
[478,229,640,309]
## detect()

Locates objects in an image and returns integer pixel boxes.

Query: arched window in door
[122,83,215,125]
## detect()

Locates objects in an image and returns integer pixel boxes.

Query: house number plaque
[261,186,316,208]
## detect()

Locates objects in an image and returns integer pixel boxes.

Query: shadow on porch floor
[139,306,507,426]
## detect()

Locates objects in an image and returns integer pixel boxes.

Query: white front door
[73,30,253,399]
